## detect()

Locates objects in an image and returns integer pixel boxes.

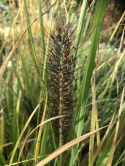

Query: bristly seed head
[47,23,76,146]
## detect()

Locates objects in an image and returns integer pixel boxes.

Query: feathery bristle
[47,23,76,146]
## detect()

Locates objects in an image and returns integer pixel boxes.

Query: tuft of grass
[0,0,125,166]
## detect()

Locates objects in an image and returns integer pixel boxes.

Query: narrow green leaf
[70,0,108,165]
[39,0,45,59]
[9,101,42,164]
[0,151,7,165]
[77,0,108,110]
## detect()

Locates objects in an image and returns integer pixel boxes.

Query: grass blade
[36,125,111,166]
[0,151,7,165]
[23,0,39,77]
[70,0,108,165]
[77,0,108,111]
[17,115,63,166]
[34,90,48,163]
[9,100,43,164]
[89,76,97,166]
[0,109,4,152]
[106,86,125,166]
[0,1,57,80]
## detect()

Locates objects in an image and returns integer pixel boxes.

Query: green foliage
[0,0,125,166]
[0,0,13,26]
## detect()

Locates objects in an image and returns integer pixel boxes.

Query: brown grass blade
[36,125,112,166]
[17,115,64,166]
[35,89,48,163]
[93,111,115,161]
[106,86,125,166]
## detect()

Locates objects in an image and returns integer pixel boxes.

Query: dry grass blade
[0,108,4,152]
[0,0,58,80]
[17,115,64,166]
[114,150,125,166]
[106,86,125,166]
[89,73,97,166]
[118,26,125,54]
[108,11,125,46]
[9,99,43,164]
[93,111,116,161]
[95,54,118,74]
[36,125,112,166]
[35,89,48,163]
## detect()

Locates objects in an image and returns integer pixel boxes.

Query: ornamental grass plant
[0,0,125,166]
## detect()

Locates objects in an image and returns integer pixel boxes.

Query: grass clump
[0,0,125,166]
